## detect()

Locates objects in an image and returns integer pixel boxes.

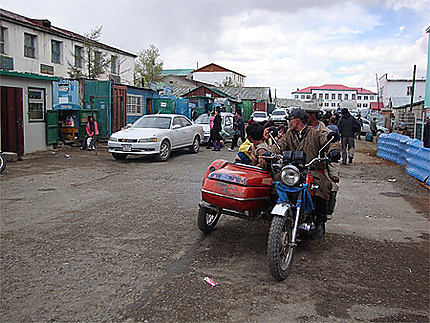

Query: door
[171,117,184,147]
[46,110,59,145]
[146,98,152,115]
[179,117,194,145]
[1,86,24,157]
[223,115,234,138]
[112,85,126,132]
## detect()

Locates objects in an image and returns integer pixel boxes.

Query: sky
[1,0,429,97]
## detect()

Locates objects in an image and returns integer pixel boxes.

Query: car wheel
[112,153,127,160]
[189,136,200,154]
[158,140,171,162]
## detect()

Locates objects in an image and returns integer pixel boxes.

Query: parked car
[194,112,234,144]
[269,109,288,124]
[108,114,204,161]
[360,118,388,136]
[251,111,269,124]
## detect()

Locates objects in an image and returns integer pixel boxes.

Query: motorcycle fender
[271,203,291,217]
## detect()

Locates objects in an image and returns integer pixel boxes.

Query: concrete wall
[1,75,53,153]
[1,20,135,85]
[379,75,426,106]
[192,71,244,87]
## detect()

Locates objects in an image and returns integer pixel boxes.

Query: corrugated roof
[219,87,271,101]
[275,98,305,108]
[390,97,423,108]
[0,8,137,57]
[160,69,193,77]
[293,84,376,95]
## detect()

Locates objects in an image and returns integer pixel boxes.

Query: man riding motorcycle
[271,108,341,237]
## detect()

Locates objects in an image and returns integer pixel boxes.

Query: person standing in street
[212,109,222,151]
[337,108,361,165]
[229,110,245,151]
[355,115,363,140]
[81,115,99,150]
[370,117,378,137]
[191,107,197,121]
[423,116,430,148]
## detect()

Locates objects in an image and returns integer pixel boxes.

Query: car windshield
[132,116,171,129]
[195,114,210,124]
[272,111,286,115]
[254,112,267,118]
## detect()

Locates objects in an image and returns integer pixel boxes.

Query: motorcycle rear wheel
[0,154,6,174]
[267,215,294,281]
[198,206,221,233]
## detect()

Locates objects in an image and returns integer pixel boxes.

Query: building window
[24,33,37,58]
[74,45,83,68]
[331,93,335,99]
[312,94,316,100]
[363,103,368,107]
[301,95,305,99]
[406,86,412,96]
[294,95,299,99]
[28,88,45,121]
[331,103,336,107]
[0,27,7,54]
[364,96,368,100]
[324,102,329,107]
[357,103,361,107]
[306,95,311,99]
[126,95,142,116]
[325,93,329,99]
[352,94,356,100]
[370,96,374,100]
[357,95,362,100]
[318,94,323,99]
[344,94,349,100]
[51,40,62,64]
[338,93,342,100]
[94,51,102,68]
[111,55,118,74]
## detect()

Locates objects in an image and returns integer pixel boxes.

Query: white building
[191,63,246,87]
[0,8,136,84]
[292,84,377,111]
[378,73,426,108]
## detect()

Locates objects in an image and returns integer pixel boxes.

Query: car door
[179,116,194,145]
[223,116,233,138]
[171,117,184,147]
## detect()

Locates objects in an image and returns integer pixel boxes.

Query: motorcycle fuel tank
[201,160,273,211]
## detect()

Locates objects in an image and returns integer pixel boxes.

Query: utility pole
[409,65,416,112]
[375,73,380,110]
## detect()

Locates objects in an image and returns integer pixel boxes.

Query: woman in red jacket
[81,116,99,150]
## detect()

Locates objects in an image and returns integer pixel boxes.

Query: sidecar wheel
[267,215,294,281]
[198,206,221,233]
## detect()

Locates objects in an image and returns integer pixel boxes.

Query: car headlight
[138,137,157,143]
[281,165,300,186]
[109,136,118,142]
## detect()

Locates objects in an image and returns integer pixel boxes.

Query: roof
[370,102,384,110]
[392,99,425,109]
[0,70,60,81]
[192,63,246,78]
[275,98,305,108]
[160,69,193,77]
[0,8,137,57]
[292,84,376,95]
[217,87,271,101]
[379,73,426,82]
[390,97,424,108]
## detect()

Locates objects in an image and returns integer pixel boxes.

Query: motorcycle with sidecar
[198,131,339,281]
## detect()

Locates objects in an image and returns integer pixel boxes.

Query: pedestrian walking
[191,107,197,121]
[212,109,222,151]
[327,116,340,135]
[370,117,378,137]
[206,111,215,149]
[355,115,363,140]
[229,110,245,151]
[337,108,361,164]
[81,115,99,150]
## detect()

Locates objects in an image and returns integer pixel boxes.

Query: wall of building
[192,71,244,87]
[1,75,53,153]
[379,75,426,106]
[1,20,135,85]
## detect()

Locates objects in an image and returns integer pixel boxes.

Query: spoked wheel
[158,140,171,162]
[267,215,294,281]
[189,136,200,154]
[198,206,221,233]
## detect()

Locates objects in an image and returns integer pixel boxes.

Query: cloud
[383,0,430,11]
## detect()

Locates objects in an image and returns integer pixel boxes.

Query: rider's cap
[289,108,308,123]
[303,102,321,113]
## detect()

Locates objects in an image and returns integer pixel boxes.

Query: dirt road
[1,140,428,322]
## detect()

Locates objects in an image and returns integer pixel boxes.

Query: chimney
[42,20,51,28]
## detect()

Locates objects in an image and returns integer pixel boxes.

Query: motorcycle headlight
[109,136,118,142]
[281,165,300,186]
[138,137,157,143]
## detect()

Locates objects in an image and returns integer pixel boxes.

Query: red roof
[293,84,376,95]
[370,102,384,110]
[192,63,246,78]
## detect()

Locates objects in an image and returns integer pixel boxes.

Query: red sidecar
[201,159,273,211]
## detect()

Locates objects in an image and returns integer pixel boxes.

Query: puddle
[380,192,402,197]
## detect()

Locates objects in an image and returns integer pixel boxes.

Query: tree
[68,26,112,79]
[134,44,163,87]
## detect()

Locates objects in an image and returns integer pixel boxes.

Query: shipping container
[83,80,111,138]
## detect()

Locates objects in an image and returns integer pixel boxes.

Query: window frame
[28,87,46,122]
[24,33,37,58]
[0,27,7,54]
[126,94,142,116]
[51,39,62,64]
[74,45,83,68]
[111,55,118,74]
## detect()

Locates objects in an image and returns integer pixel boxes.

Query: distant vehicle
[269,109,288,124]
[251,111,269,124]
[108,114,204,162]
[360,118,388,136]
[194,112,234,144]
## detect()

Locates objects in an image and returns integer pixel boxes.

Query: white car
[360,118,389,136]
[251,111,269,124]
[194,112,234,144]
[269,109,288,124]
[108,114,204,161]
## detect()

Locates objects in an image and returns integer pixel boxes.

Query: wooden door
[146,98,152,115]
[1,86,24,157]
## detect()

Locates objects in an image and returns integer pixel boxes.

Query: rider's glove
[328,149,341,162]
[330,176,340,183]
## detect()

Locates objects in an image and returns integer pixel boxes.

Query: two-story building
[378,73,426,108]
[292,84,377,111]
[191,63,246,87]
[0,8,137,156]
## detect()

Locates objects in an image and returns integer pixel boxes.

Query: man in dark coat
[212,109,222,151]
[229,110,245,151]
[337,108,361,164]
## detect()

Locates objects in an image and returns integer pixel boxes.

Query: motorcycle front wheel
[267,215,294,281]
[198,206,221,233]
[0,154,6,174]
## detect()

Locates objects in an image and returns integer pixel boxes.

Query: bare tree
[134,44,164,87]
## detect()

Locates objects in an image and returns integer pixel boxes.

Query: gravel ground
[0,140,428,322]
